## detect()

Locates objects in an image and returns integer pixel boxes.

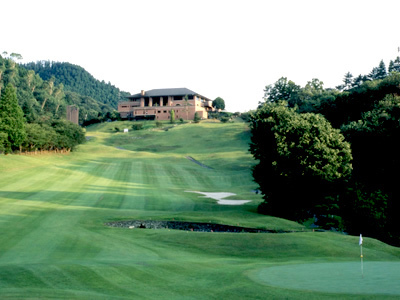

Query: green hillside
[23,61,130,109]
[1,55,118,126]
[0,121,399,299]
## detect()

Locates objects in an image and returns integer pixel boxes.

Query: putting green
[253,262,400,295]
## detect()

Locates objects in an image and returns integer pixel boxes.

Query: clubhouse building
[118,88,214,121]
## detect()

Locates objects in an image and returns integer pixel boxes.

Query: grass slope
[0,120,399,299]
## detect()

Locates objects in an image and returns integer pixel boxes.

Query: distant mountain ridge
[23,61,131,109]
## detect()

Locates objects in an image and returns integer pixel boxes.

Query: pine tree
[389,57,400,73]
[0,84,26,153]
[368,67,379,80]
[388,60,395,73]
[376,60,387,79]
[337,72,354,90]
[352,74,365,88]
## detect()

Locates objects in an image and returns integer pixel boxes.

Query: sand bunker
[185,191,251,205]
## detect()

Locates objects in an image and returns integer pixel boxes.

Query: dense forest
[0,54,102,153]
[250,57,400,246]
[23,61,130,114]
[1,54,125,125]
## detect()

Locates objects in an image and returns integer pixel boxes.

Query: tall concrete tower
[66,106,79,125]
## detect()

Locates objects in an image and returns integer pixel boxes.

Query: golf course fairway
[0,120,399,299]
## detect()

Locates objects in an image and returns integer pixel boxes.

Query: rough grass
[0,120,399,299]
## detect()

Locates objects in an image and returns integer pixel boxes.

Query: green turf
[0,120,399,299]
[253,262,400,295]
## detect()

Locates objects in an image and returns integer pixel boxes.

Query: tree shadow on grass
[0,185,250,213]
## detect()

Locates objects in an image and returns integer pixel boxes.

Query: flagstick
[360,244,364,278]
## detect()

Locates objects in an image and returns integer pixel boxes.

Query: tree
[303,78,324,95]
[388,60,395,73]
[23,123,42,152]
[388,57,400,73]
[0,84,26,153]
[368,60,387,81]
[9,53,23,61]
[170,109,175,123]
[23,123,57,152]
[297,78,326,112]
[368,67,379,81]
[341,94,400,241]
[351,74,369,89]
[376,60,387,79]
[250,102,352,220]
[23,61,130,110]
[0,58,5,96]
[336,72,353,91]
[39,123,58,151]
[263,77,301,107]
[212,97,225,110]
[51,119,85,151]
[0,132,7,153]
[53,83,65,115]
[40,76,55,110]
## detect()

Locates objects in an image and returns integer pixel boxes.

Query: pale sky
[2,0,400,112]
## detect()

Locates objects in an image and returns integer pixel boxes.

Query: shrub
[194,112,201,123]
[239,111,254,122]
[220,116,231,123]
[132,123,144,130]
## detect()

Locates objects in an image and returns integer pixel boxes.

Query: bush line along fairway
[0,120,399,299]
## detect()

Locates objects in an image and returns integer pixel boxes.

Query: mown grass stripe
[0,121,398,299]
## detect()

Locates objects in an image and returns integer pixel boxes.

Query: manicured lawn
[253,261,400,295]
[0,120,399,299]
